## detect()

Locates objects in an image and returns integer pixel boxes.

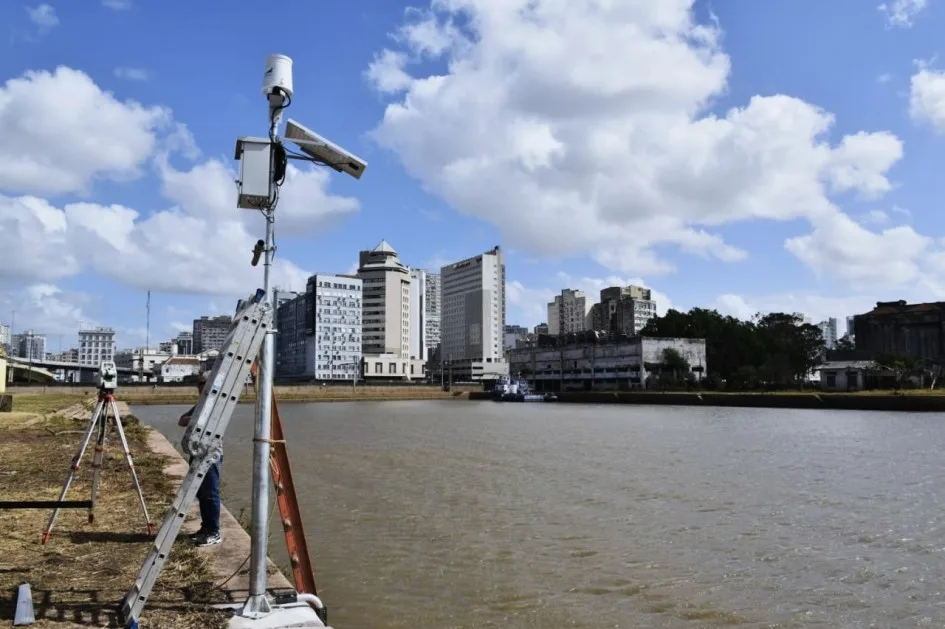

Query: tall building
[0,323,9,351]
[440,246,507,380]
[846,315,855,341]
[78,327,116,366]
[424,271,441,356]
[277,277,364,380]
[599,285,656,335]
[534,323,549,335]
[357,240,412,357]
[192,315,232,354]
[174,331,194,355]
[547,289,588,335]
[504,325,528,352]
[817,318,838,349]
[312,274,363,380]
[14,331,46,361]
[409,268,428,362]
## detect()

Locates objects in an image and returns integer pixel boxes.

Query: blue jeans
[191,455,222,535]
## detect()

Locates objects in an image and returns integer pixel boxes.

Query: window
[374,362,382,374]
[389,363,396,374]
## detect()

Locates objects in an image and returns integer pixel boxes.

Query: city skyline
[4,2,945,342]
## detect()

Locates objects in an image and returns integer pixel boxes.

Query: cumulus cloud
[0,67,170,196]
[366,1,908,286]
[26,4,58,29]
[910,63,945,133]
[0,65,360,302]
[878,0,928,28]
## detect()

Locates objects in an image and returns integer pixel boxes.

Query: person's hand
[178,413,191,427]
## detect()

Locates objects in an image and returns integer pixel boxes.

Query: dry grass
[0,404,229,628]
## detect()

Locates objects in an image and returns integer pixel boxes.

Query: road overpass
[6,356,137,382]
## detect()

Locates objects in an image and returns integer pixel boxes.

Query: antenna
[230,53,367,628]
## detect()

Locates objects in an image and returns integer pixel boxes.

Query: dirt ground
[0,400,230,628]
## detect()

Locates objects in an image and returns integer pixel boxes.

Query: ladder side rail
[183,303,269,457]
[182,306,264,456]
[270,394,319,596]
[119,298,272,627]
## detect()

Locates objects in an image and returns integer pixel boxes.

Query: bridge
[5,356,137,383]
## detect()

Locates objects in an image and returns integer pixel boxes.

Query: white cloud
[0,67,170,196]
[114,67,149,81]
[0,283,94,337]
[367,1,906,286]
[26,4,58,28]
[878,0,928,27]
[0,66,360,305]
[714,292,881,332]
[102,0,131,8]
[878,73,893,84]
[910,63,945,133]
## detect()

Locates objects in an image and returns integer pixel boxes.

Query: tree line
[640,307,825,390]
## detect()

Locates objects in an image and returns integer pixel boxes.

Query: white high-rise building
[15,331,46,361]
[547,299,560,335]
[310,274,363,380]
[78,327,116,366]
[440,246,507,380]
[357,240,411,357]
[818,317,838,349]
[357,241,425,380]
[0,323,9,347]
[409,268,428,362]
[424,272,441,356]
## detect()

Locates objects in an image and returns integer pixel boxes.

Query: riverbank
[0,395,292,627]
[6,385,472,406]
[469,389,945,411]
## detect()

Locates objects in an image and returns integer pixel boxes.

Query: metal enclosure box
[234,137,273,210]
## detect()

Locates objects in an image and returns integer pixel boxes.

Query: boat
[490,376,556,402]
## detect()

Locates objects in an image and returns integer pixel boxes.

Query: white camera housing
[284,118,368,180]
[98,360,118,391]
[262,54,293,99]
[234,136,273,210]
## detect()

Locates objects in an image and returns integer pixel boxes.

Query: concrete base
[227,603,329,629]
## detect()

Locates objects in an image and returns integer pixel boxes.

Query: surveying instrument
[41,360,154,543]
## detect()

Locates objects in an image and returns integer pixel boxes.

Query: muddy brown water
[135,400,945,628]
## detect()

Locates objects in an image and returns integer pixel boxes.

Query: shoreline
[0,395,298,628]
[469,390,945,412]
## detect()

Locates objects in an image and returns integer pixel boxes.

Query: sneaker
[193,531,222,547]
[187,528,208,540]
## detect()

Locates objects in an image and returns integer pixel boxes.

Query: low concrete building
[362,353,427,382]
[816,360,877,392]
[161,357,202,382]
[509,335,706,392]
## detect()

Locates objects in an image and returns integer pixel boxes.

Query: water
[136,400,945,628]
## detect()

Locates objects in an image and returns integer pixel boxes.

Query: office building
[0,323,9,351]
[276,275,363,381]
[78,327,116,366]
[440,246,507,381]
[13,331,46,361]
[548,289,588,335]
[193,315,232,354]
[409,268,428,362]
[598,285,657,335]
[357,241,424,379]
[424,271,441,356]
[817,318,838,349]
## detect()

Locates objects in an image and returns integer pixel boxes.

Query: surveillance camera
[262,54,294,100]
[284,118,368,181]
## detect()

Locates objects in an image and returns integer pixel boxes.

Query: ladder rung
[0,500,94,509]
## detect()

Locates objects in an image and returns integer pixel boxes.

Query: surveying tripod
[42,370,153,544]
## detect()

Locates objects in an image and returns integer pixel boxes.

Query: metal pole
[244,207,276,616]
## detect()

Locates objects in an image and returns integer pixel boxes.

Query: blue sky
[2,0,945,350]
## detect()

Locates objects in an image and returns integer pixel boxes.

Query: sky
[2,0,945,351]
